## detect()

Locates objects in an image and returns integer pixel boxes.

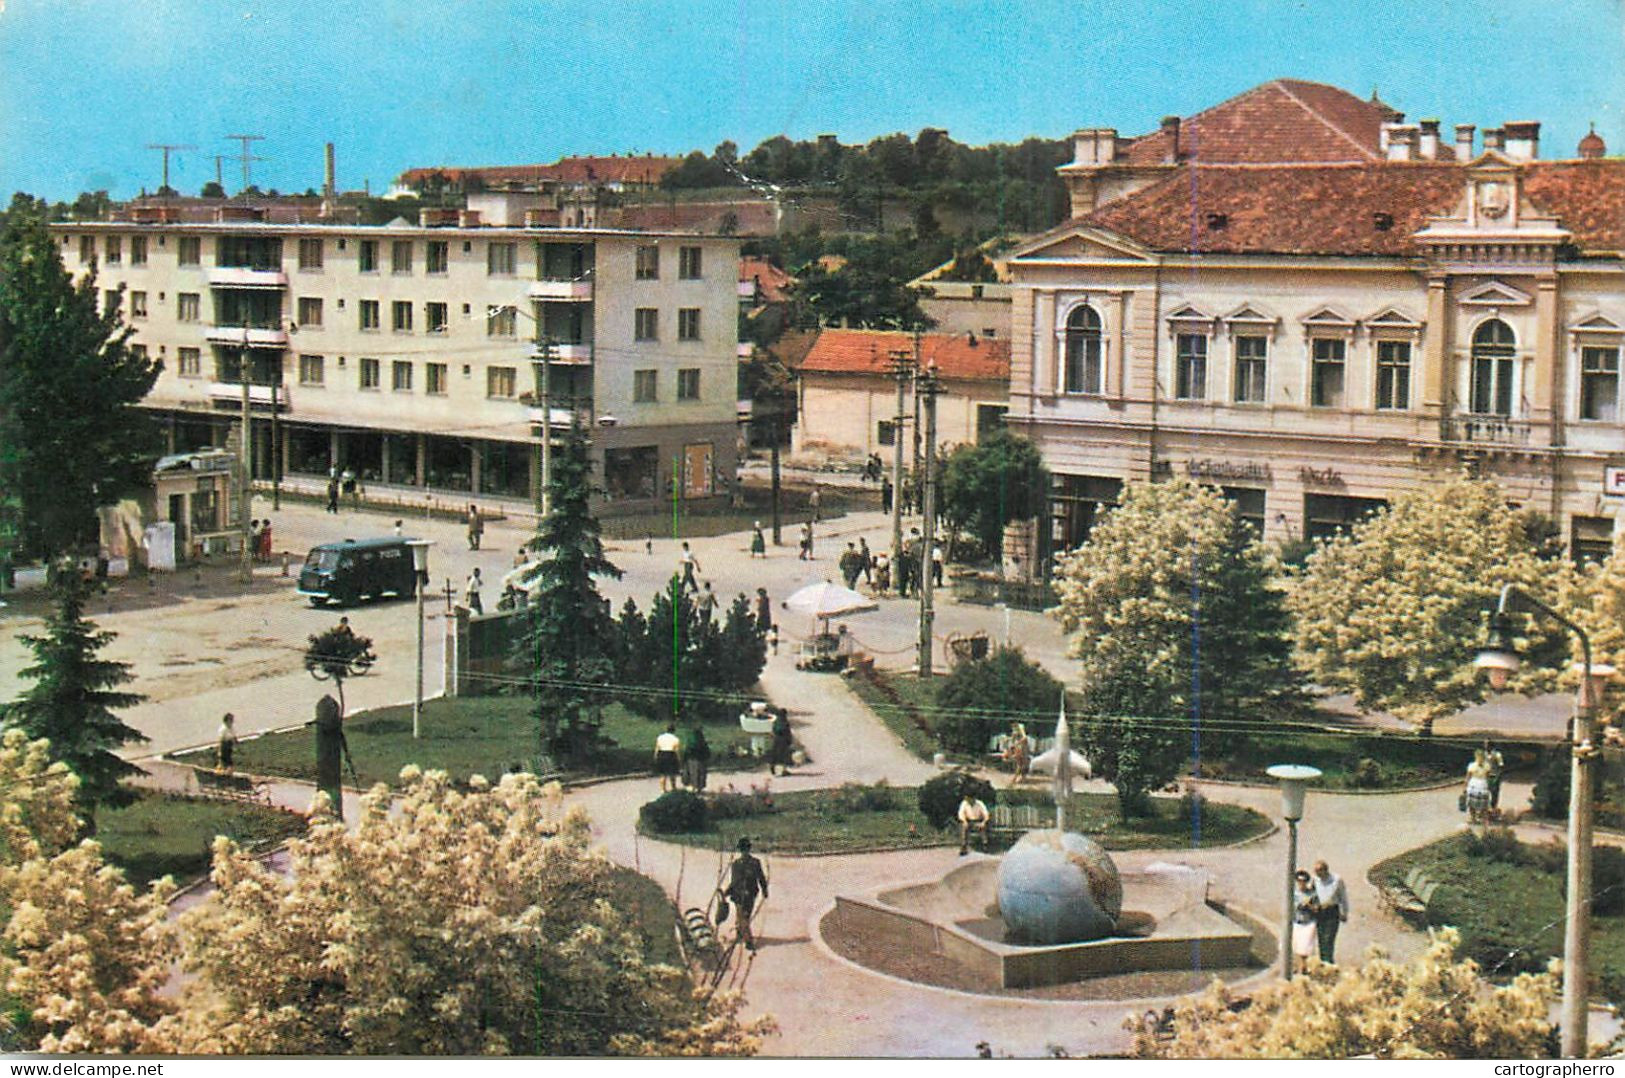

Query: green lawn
[98,791,307,888]
[641,784,1270,856]
[846,669,944,762]
[178,696,758,789]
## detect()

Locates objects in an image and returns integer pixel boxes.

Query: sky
[1,0,1622,202]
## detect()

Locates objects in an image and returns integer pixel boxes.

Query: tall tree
[516,421,621,762]
[1,574,146,830]
[0,194,160,562]
[938,430,1049,558]
[1290,474,1574,735]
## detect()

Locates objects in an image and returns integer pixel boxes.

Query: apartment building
[53,211,741,511]
[1008,79,1624,559]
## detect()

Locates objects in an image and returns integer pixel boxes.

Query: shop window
[1304,493,1386,543]
[1572,516,1615,567]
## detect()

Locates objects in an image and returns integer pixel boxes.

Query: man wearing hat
[724,837,770,952]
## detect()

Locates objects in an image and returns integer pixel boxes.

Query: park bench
[194,767,272,805]
[990,803,1047,840]
[1379,866,1441,926]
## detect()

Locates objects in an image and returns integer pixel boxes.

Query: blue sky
[1,0,1621,201]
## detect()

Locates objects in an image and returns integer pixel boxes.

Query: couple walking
[1291,859,1351,970]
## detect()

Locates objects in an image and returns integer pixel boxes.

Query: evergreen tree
[0,195,160,562]
[515,422,621,762]
[2,573,145,830]
[934,646,1062,756]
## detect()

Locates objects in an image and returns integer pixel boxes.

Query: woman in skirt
[1465,749,1493,825]
[1292,869,1320,972]
[653,724,682,793]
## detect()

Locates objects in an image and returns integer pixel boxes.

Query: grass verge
[98,790,306,888]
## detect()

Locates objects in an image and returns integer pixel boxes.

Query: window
[1375,339,1412,410]
[1573,516,1615,566]
[1310,337,1346,408]
[177,292,200,322]
[634,308,659,341]
[104,289,119,314]
[487,242,516,276]
[1222,487,1267,535]
[130,291,148,318]
[679,245,703,279]
[426,302,448,334]
[392,300,413,332]
[677,368,701,400]
[298,354,325,385]
[633,369,658,402]
[1175,333,1207,400]
[298,238,323,270]
[178,346,201,377]
[487,366,517,398]
[1064,305,1104,394]
[1233,335,1268,403]
[1469,319,1516,416]
[178,236,200,266]
[1581,345,1620,422]
[359,299,380,331]
[130,344,148,361]
[976,404,1008,439]
[635,244,660,280]
[391,240,413,275]
[487,306,516,338]
[79,236,94,263]
[877,420,897,446]
[426,240,448,275]
[360,357,381,389]
[130,236,148,266]
[426,363,447,395]
[359,240,379,273]
[392,361,413,391]
[678,307,701,340]
[105,236,121,264]
[297,296,323,328]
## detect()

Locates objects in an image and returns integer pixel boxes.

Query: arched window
[1064,305,1103,394]
[1470,319,1516,416]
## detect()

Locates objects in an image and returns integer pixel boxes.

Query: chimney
[324,143,336,199]
[1503,121,1540,161]
[1483,127,1505,153]
[1071,128,1119,166]
[1385,124,1419,161]
[1418,119,1441,161]
[1160,116,1181,163]
[1455,124,1476,159]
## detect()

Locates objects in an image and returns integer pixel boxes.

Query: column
[469,441,482,496]
[1421,276,1450,412]
[328,429,340,472]
[1112,291,1129,400]
[380,436,391,485]
[1036,290,1057,397]
[1534,275,1561,443]
[415,433,426,488]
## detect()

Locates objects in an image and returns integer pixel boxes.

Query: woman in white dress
[1465,749,1493,825]
[1292,869,1320,972]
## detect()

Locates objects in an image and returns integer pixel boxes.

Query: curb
[1187,776,1465,796]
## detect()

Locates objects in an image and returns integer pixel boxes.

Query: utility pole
[225,134,266,192]
[238,330,253,585]
[916,363,942,678]
[888,348,912,584]
[533,331,555,517]
[146,143,195,195]
[770,397,783,546]
[911,329,924,483]
[270,376,281,510]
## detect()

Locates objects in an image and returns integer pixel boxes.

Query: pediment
[1222,304,1278,325]
[1460,281,1533,307]
[1569,312,1625,335]
[1364,306,1423,328]
[1010,225,1154,263]
[1300,306,1357,327]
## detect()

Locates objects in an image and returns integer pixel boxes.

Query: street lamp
[1475,582,1616,1058]
[407,538,434,739]
[1266,763,1322,981]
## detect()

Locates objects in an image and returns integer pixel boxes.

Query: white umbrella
[783,580,877,620]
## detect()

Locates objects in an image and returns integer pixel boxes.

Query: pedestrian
[679,542,701,593]
[901,473,916,515]
[259,518,273,561]
[342,468,358,508]
[646,533,654,556]
[931,540,945,587]
[769,707,793,776]
[249,520,262,562]
[217,712,238,771]
[1484,740,1506,810]
[394,519,404,537]
[722,837,769,952]
[1002,722,1031,786]
[873,551,891,593]
[881,475,893,514]
[1311,860,1350,964]
[683,724,711,791]
[957,788,991,855]
[326,476,340,514]
[467,504,483,551]
[809,484,822,524]
[798,521,814,561]
[335,615,355,638]
[1465,749,1493,825]
[859,536,873,584]
[654,723,682,793]
[767,624,779,655]
[1292,869,1321,973]
[755,587,773,632]
[750,521,767,558]
[839,542,862,589]
[697,581,718,619]
[465,567,484,615]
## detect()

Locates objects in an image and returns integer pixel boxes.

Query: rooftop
[794,329,1010,382]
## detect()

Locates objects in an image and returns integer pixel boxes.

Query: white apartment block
[53,211,741,512]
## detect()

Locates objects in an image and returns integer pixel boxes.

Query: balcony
[528,277,594,302]
[207,266,287,290]
[205,324,289,347]
[1441,415,1534,446]
[207,382,290,410]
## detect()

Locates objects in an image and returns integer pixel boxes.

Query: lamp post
[1266,763,1322,981]
[407,538,434,739]
[1475,582,1617,1058]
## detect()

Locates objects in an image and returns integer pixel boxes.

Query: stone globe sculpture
[996,830,1123,944]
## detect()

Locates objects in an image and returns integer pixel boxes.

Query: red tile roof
[795,330,1010,382]
[1080,160,1625,256]
[1119,79,1414,166]
[739,258,793,303]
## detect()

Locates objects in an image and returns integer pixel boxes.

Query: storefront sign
[1298,466,1346,487]
[1606,465,1625,497]
[1185,459,1272,483]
